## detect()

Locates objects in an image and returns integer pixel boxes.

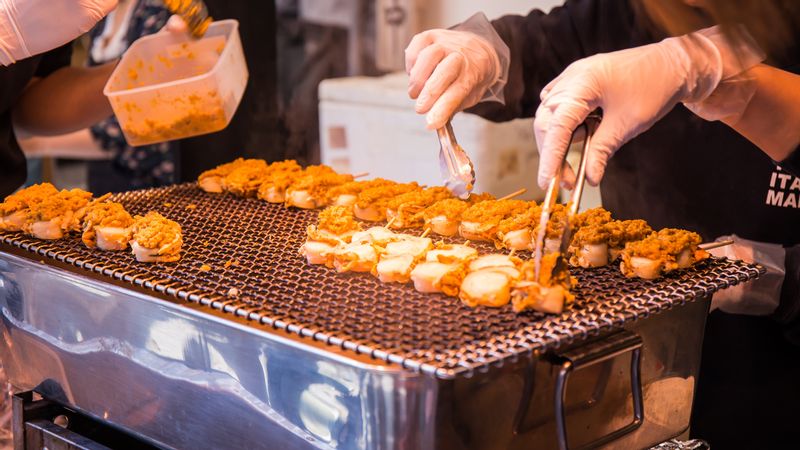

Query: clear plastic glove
[0,0,118,66]
[405,12,510,130]
[709,235,785,316]
[683,26,765,123]
[534,26,765,190]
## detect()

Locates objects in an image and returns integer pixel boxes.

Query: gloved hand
[708,235,785,316]
[0,0,118,66]
[162,14,188,34]
[405,12,510,130]
[534,26,765,190]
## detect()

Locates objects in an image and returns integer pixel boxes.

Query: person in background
[0,0,117,440]
[0,0,117,198]
[405,0,800,447]
[176,0,281,181]
[86,0,177,194]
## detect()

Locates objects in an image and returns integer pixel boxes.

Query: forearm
[723,64,800,162]
[12,62,116,137]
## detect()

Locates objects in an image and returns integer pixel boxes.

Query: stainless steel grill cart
[0,184,761,449]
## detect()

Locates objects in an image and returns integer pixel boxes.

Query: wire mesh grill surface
[0,184,762,378]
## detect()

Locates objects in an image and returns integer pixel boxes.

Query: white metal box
[319,72,545,200]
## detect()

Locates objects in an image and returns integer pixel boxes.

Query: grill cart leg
[12,391,162,450]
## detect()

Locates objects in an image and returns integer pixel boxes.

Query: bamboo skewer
[497,188,527,202]
[699,239,734,251]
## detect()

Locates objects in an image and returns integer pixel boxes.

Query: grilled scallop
[410,261,455,293]
[460,269,515,308]
[300,240,338,266]
[351,226,399,246]
[422,203,462,237]
[384,187,451,230]
[82,202,135,251]
[511,255,575,314]
[458,253,523,308]
[303,206,362,265]
[574,242,610,268]
[468,254,520,272]
[458,221,489,241]
[532,204,568,256]
[619,228,708,280]
[568,225,610,269]
[605,220,654,262]
[512,282,570,314]
[459,199,530,242]
[286,172,354,209]
[382,236,433,258]
[198,158,250,193]
[260,186,288,203]
[427,215,460,237]
[495,204,539,251]
[353,182,420,222]
[258,165,334,204]
[333,242,379,273]
[219,159,303,198]
[0,183,59,232]
[307,206,362,243]
[353,205,383,222]
[325,178,395,208]
[221,159,270,197]
[374,253,416,283]
[24,188,93,240]
[573,207,613,229]
[425,244,477,263]
[373,232,435,283]
[499,229,534,251]
[409,261,466,295]
[419,195,493,238]
[623,256,664,280]
[130,212,183,263]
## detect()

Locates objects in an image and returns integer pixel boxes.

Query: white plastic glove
[0,0,118,66]
[405,12,510,130]
[683,26,766,123]
[534,26,765,190]
[708,235,785,316]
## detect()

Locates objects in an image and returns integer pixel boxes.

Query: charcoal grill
[0,184,761,449]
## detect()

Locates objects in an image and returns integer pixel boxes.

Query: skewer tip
[386,216,398,229]
[497,188,527,202]
[698,239,734,251]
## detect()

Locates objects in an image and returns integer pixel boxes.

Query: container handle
[554,330,644,450]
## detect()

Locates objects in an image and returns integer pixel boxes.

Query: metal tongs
[533,111,603,280]
[437,121,476,200]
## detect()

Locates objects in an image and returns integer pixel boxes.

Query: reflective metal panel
[0,250,712,449]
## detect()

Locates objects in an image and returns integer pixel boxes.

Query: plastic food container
[104,20,248,146]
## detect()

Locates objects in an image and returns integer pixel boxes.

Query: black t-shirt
[471,0,800,246]
[470,2,800,443]
[0,44,72,198]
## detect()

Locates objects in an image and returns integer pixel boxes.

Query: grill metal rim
[0,183,763,379]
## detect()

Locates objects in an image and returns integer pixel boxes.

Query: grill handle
[554,330,644,450]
